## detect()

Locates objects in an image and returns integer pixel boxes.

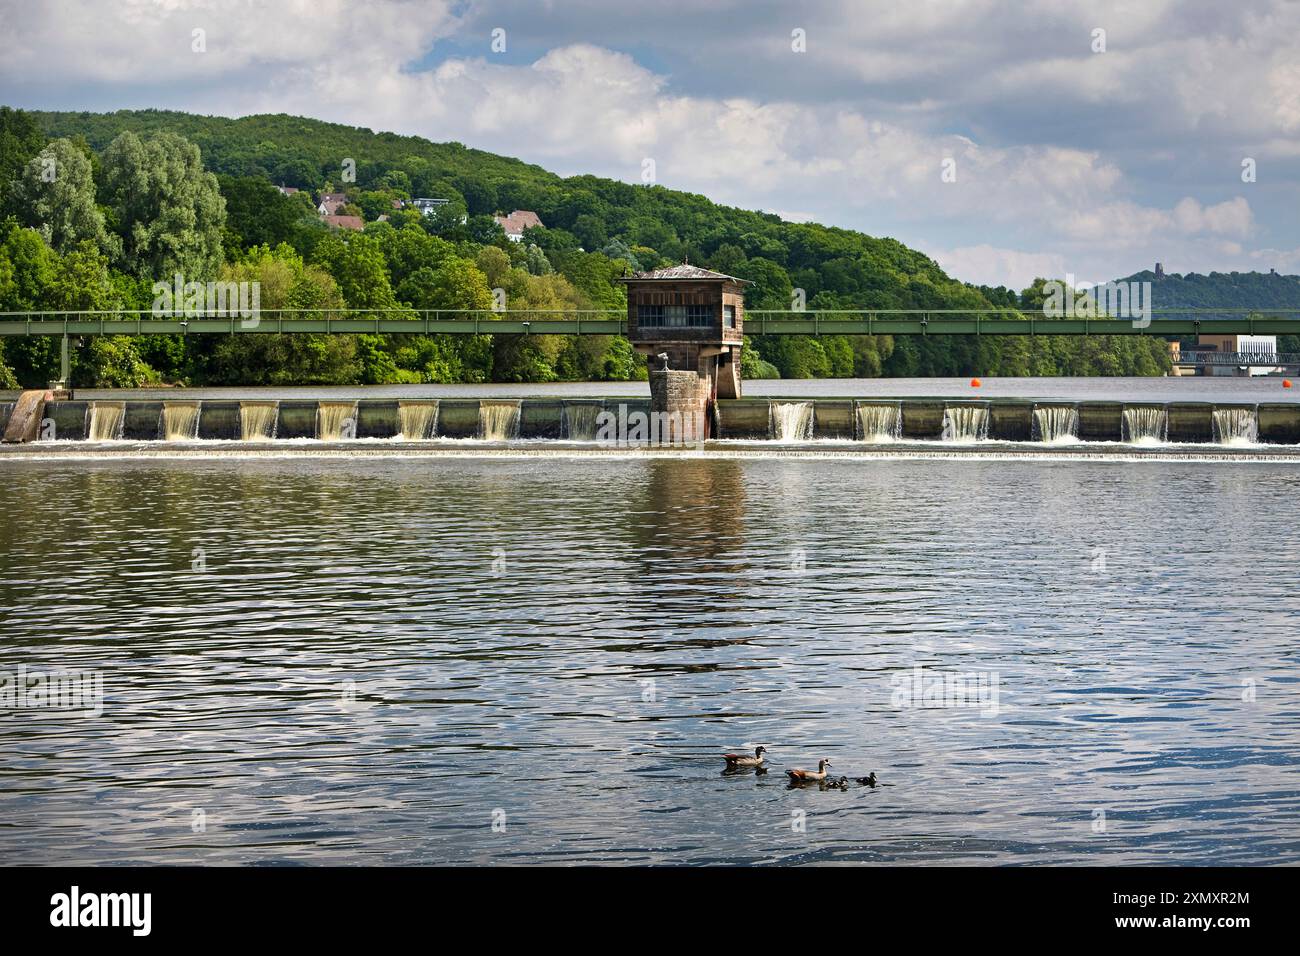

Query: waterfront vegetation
[3,107,1293,389]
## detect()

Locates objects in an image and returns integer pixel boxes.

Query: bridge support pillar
[717,345,742,400]
[47,334,72,399]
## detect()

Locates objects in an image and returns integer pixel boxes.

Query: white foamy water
[770,402,814,441]
[479,400,521,440]
[397,401,439,440]
[856,402,901,442]
[941,404,989,442]
[1212,407,1258,445]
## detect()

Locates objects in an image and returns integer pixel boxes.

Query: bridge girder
[2,309,1299,337]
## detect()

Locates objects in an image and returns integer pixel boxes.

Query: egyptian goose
[855,773,878,787]
[723,746,767,768]
[786,758,832,782]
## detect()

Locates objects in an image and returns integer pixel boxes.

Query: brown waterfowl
[855,773,878,787]
[786,758,832,782]
[723,746,767,768]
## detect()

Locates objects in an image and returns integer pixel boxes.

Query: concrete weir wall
[716,397,1300,444]
[4,395,1300,444]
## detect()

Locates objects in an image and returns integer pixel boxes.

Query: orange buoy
[970,377,982,388]
[1285,380,1293,388]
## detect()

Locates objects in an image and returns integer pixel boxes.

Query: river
[1,455,1297,864]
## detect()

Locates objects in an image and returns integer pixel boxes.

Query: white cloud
[0,0,1296,286]
[924,244,1068,290]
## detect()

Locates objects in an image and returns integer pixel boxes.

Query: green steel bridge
[2,308,1299,337]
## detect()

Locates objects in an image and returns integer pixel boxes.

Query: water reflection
[0,457,1297,865]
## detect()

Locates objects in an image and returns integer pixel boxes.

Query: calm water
[1,456,1298,865]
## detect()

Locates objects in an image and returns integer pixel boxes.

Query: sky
[2,0,1299,289]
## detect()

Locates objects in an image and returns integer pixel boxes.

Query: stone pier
[2,389,51,443]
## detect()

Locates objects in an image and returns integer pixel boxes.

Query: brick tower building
[619,264,747,438]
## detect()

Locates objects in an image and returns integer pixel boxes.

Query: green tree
[0,107,46,214]
[311,231,402,312]
[102,130,226,281]
[11,139,117,256]
[217,175,308,249]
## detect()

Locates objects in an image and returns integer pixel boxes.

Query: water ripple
[1,457,1297,864]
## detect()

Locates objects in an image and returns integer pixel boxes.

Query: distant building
[1195,333,1279,377]
[410,198,451,215]
[276,185,300,197]
[1154,262,1165,278]
[323,214,365,232]
[494,210,544,242]
[318,192,348,216]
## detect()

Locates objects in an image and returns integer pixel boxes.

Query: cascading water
[316,402,358,440]
[239,402,279,441]
[397,401,439,440]
[856,402,901,442]
[1122,406,1168,444]
[941,404,989,442]
[1212,406,1258,445]
[1032,404,1079,443]
[159,401,201,440]
[86,402,125,441]
[479,401,521,440]
[770,402,814,441]
[563,402,603,440]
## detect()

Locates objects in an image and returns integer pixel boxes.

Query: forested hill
[1117,268,1300,311]
[0,106,1170,386]
[32,108,968,315]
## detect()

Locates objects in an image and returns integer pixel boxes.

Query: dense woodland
[2,107,1290,388]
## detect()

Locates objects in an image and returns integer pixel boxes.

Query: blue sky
[3,0,1298,288]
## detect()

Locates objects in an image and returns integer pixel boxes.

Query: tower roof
[619,264,749,283]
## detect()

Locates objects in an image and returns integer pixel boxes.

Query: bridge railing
[0,308,629,337]
[1173,350,1300,366]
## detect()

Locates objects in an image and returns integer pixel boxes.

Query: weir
[856,402,902,442]
[1213,406,1258,445]
[1032,404,1079,443]
[1123,405,1168,444]
[770,401,815,441]
[6,396,1300,447]
[86,402,125,441]
[942,404,990,443]
[240,402,279,441]
[316,402,358,440]
[479,400,521,441]
[397,401,439,440]
[160,401,201,441]
[562,402,603,441]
